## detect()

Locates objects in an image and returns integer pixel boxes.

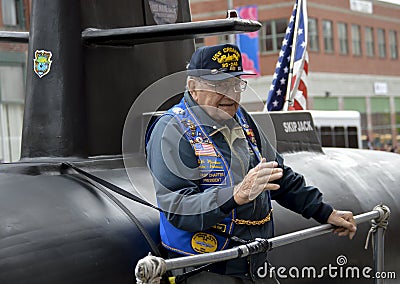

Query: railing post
[369,205,391,284]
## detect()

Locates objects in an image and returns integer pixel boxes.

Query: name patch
[200,170,226,186]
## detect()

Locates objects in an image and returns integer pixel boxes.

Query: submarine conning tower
[20,0,261,160]
[0,3,262,283]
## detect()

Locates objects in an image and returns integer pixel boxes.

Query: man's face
[188,77,245,121]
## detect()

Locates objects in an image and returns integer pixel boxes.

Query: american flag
[264,0,309,111]
[194,143,217,157]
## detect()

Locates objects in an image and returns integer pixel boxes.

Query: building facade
[0,0,29,162]
[190,0,400,150]
[0,0,399,162]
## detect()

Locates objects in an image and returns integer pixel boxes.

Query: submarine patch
[34,50,53,78]
[191,232,218,253]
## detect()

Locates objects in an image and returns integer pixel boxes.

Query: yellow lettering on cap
[223,47,240,57]
[217,53,239,64]
[212,51,222,61]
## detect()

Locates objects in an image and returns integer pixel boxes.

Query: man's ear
[187,78,198,101]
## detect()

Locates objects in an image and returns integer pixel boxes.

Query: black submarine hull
[0,0,398,283]
[0,158,159,284]
[269,148,400,283]
[1,147,399,283]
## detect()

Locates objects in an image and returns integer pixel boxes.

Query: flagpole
[282,0,302,111]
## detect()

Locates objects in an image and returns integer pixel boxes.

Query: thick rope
[135,254,167,284]
[364,206,390,250]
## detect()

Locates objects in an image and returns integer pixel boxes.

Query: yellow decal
[191,232,218,253]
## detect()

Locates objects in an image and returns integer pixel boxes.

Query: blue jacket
[146,92,333,279]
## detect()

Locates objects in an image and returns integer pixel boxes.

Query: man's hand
[234,158,283,205]
[327,210,357,240]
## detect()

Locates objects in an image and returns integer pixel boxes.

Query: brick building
[0,0,30,162]
[0,0,399,162]
[190,0,400,149]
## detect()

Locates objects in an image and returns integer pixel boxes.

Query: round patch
[172,107,185,115]
[191,232,218,253]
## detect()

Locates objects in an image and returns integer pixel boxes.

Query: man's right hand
[233,158,283,205]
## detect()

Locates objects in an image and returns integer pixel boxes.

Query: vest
[150,98,265,256]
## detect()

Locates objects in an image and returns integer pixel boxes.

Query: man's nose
[223,91,240,102]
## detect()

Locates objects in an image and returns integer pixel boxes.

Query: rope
[135,253,167,284]
[61,162,162,257]
[364,206,390,250]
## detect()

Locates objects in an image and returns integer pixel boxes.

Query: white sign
[283,120,314,133]
[374,82,388,95]
[350,0,373,14]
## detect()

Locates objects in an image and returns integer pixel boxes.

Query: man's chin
[204,106,237,121]
[214,112,236,121]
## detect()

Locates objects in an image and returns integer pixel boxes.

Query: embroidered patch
[200,170,226,186]
[212,223,227,233]
[198,159,223,171]
[172,107,185,115]
[211,46,241,71]
[33,50,53,78]
[191,232,218,253]
[194,143,217,157]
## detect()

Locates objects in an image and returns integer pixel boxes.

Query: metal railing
[135,204,391,284]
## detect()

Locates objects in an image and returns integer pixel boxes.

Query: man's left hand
[327,210,357,240]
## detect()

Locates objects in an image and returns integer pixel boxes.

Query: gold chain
[232,210,273,226]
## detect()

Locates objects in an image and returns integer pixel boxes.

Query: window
[308,18,319,51]
[334,126,346,147]
[377,28,386,58]
[365,27,374,57]
[1,0,17,26]
[217,35,230,45]
[370,97,391,150]
[389,30,398,59]
[316,126,359,148]
[338,22,348,55]
[320,126,333,147]
[351,24,362,56]
[260,19,287,53]
[0,65,25,162]
[1,0,25,29]
[322,20,334,53]
[348,127,359,148]
[312,97,339,110]
[344,97,366,113]
[194,38,205,49]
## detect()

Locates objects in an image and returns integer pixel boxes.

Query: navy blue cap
[186,44,255,81]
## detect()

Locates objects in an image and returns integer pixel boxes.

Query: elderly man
[146,44,356,283]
